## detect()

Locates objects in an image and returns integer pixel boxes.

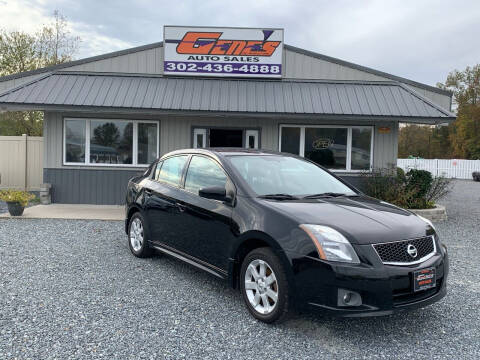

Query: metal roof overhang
[0,72,456,124]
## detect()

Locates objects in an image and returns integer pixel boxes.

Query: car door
[179,155,235,271]
[143,155,190,251]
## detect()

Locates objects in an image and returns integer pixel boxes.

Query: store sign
[163,26,283,78]
[313,138,334,150]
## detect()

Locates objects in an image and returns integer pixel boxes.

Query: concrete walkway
[0,204,124,221]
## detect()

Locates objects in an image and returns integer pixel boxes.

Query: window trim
[63,117,159,167]
[278,124,374,172]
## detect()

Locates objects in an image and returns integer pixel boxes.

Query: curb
[410,205,447,222]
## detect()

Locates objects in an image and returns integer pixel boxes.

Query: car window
[157,155,188,187]
[184,156,227,195]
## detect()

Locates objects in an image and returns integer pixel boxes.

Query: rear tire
[128,212,153,258]
[240,247,290,323]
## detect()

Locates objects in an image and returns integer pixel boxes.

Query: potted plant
[0,190,36,216]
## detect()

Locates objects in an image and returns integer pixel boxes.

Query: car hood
[262,195,431,245]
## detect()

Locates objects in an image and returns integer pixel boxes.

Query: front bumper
[288,244,449,317]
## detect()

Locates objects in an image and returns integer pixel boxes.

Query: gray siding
[1,44,451,111]
[0,73,46,93]
[44,111,397,204]
[161,115,398,169]
[64,46,452,110]
[44,168,143,204]
[283,49,451,110]
[45,111,398,170]
[43,167,365,204]
[66,47,164,74]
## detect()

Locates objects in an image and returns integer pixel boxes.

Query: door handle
[176,203,186,212]
[144,189,153,195]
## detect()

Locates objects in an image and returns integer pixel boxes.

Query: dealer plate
[413,267,436,292]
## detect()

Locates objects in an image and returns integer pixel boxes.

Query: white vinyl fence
[397,158,480,179]
[0,135,44,191]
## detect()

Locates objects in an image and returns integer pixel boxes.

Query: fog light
[338,289,362,307]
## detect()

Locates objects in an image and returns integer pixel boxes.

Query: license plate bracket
[413,267,436,292]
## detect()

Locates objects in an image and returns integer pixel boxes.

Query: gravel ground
[0,180,479,359]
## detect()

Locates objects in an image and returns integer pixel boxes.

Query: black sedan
[125,149,448,323]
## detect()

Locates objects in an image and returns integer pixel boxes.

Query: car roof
[160,148,285,159]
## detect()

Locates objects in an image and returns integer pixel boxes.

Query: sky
[0,0,479,86]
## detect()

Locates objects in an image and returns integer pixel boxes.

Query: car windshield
[228,155,356,197]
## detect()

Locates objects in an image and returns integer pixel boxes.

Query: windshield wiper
[258,193,300,200]
[302,192,353,199]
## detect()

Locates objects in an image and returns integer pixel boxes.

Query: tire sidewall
[128,212,151,257]
[240,247,290,323]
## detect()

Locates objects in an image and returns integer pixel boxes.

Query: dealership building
[0,27,455,204]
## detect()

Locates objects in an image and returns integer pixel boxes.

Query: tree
[0,31,38,76]
[36,10,80,67]
[398,124,432,158]
[439,65,480,159]
[400,64,480,160]
[0,11,81,136]
[398,124,453,159]
[93,123,120,147]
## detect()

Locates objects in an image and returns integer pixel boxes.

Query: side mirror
[199,186,229,202]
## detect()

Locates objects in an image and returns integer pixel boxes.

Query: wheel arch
[228,230,294,289]
[125,205,142,234]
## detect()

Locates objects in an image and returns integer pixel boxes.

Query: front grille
[373,236,435,265]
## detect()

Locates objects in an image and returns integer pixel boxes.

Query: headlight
[299,224,360,264]
[417,215,436,231]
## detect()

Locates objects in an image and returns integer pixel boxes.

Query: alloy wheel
[244,259,279,315]
[130,217,144,252]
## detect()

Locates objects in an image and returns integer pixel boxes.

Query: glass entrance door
[193,128,207,148]
[245,130,259,149]
[192,128,260,149]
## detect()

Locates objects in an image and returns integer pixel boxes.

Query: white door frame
[193,128,207,148]
[245,129,259,149]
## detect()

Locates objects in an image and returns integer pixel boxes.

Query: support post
[23,133,28,191]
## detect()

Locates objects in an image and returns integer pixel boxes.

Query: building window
[64,118,159,167]
[351,128,373,170]
[279,125,373,172]
[65,119,86,163]
[138,123,159,165]
[280,127,301,155]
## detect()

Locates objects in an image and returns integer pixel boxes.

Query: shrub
[406,169,432,199]
[0,190,36,207]
[426,176,452,205]
[361,168,451,209]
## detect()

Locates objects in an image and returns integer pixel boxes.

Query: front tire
[128,212,152,258]
[240,247,290,323]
